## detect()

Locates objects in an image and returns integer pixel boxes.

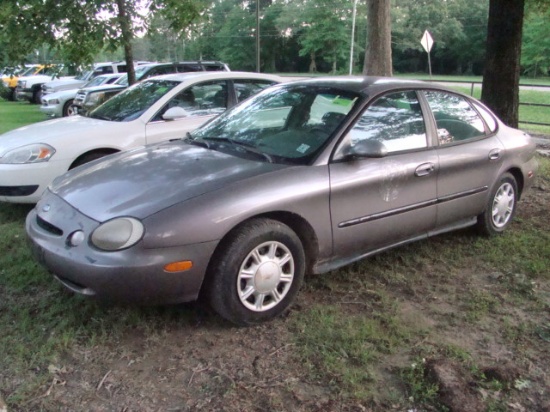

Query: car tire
[63,99,75,117]
[70,151,115,169]
[32,89,42,104]
[476,172,518,236]
[206,218,305,326]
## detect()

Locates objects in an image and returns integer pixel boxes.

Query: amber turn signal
[164,261,193,273]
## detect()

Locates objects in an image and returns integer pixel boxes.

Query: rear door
[422,91,504,229]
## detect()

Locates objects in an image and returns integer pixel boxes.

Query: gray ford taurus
[26,76,538,325]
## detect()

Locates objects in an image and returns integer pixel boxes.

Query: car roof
[281,76,456,96]
[94,73,125,80]
[144,71,283,83]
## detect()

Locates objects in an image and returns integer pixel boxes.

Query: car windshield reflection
[89,79,180,122]
[189,85,359,165]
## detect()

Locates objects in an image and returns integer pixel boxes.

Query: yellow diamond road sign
[421,30,434,53]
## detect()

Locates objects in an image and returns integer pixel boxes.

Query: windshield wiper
[231,140,273,163]
[184,133,211,148]
[185,136,273,163]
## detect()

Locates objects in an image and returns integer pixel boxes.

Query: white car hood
[0,116,129,155]
[43,89,79,101]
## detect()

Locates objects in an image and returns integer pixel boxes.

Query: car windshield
[190,85,360,165]
[84,76,110,88]
[89,79,180,122]
[134,65,152,80]
[75,70,92,81]
[21,66,36,76]
[116,75,128,86]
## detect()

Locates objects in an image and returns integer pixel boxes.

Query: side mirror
[344,139,388,159]
[162,106,188,121]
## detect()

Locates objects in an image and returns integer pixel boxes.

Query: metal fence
[428,79,550,127]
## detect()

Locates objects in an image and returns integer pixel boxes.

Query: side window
[152,80,229,122]
[234,80,275,102]
[203,64,224,71]
[346,91,427,154]
[178,64,203,72]
[193,81,228,111]
[473,102,497,133]
[424,91,486,145]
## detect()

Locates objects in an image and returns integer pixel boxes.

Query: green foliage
[522,6,550,76]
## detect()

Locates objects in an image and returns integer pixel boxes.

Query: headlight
[86,92,105,105]
[91,217,144,251]
[19,81,26,88]
[46,98,60,105]
[0,143,56,164]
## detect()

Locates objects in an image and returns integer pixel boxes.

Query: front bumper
[40,103,63,117]
[26,192,218,304]
[15,88,33,100]
[0,161,70,203]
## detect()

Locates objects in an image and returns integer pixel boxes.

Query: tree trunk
[309,51,317,73]
[116,0,136,85]
[363,0,392,76]
[481,0,525,127]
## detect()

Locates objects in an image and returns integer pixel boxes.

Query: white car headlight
[91,217,144,251]
[46,98,60,105]
[0,143,56,164]
[19,81,27,88]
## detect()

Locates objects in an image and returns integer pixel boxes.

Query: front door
[329,90,438,263]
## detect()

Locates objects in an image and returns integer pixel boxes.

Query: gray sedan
[26,77,538,325]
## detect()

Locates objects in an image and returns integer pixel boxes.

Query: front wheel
[477,173,518,236]
[206,218,305,325]
[63,99,75,117]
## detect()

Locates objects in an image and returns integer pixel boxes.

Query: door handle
[415,162,435,177]
[489,148,502,161]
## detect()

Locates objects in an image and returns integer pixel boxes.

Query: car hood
[43,89,78,101]
[45,78,85,90]
[50,141,287,222]
[0,116,120,153]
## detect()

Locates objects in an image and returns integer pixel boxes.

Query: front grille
[74,92,86,104]
[36,215,63,236]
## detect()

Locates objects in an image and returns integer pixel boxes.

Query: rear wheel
[206,218,305,325]
[476,173,518,236]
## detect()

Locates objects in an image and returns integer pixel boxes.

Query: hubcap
[237,241,294,312]
[491,182,515,228]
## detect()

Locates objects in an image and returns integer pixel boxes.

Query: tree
[363,0,392,76]
[277,0,353,73]
[521,5,550,76]
[0,0,205,84]
[481,0,525,127]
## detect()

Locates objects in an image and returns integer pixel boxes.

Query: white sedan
[40,73,124,117]
[0,71,283,203]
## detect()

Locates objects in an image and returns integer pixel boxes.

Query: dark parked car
[26,76,538,325]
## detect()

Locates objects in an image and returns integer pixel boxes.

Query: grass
[0,99,46,134]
